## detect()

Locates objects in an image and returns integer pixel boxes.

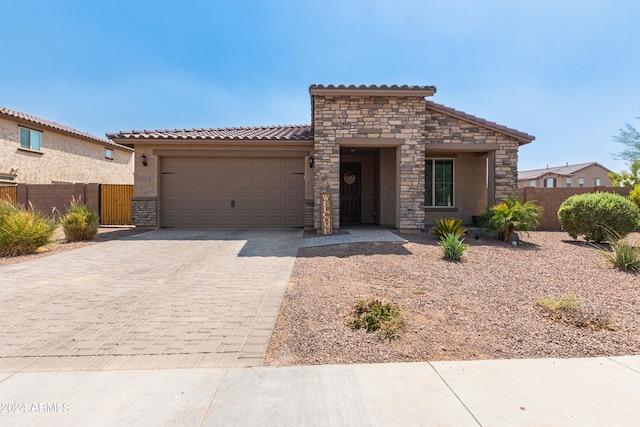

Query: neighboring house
[107,84,534,231]
[0,106,133,186]
[518,162,612,189]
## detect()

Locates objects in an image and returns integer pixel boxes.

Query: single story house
[107,84,534,232]
[518,162,612,188]
[0,106,133,186]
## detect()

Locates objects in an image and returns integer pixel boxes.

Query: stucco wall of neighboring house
[0,116,133,185]
[312,94,427,231]
[518,164,612,188]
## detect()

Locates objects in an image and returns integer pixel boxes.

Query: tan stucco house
[1,106,133,186]
[107,84,534,232]
[518,162,612,189]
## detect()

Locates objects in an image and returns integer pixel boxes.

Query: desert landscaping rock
[265,231,640,366]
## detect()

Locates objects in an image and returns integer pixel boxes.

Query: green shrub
[630,184,640,209]
[0,200,57,256]
[348,299,405,339]
[438,232,469,261]
[482,195,543,241]
[61,202,99,242]
[557,192,640,242]
[430,217,466,237]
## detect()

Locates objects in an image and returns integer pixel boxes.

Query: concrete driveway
[0,229,302,371]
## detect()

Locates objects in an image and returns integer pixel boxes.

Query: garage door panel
[160,157,304,227]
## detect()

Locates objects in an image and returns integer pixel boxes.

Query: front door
[340,163,361,223]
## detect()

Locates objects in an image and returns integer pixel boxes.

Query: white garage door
[160,157,305,227]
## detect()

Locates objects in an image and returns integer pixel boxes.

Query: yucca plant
[0,200,57,256]
[430,217,466,238]
[484,195,543,242]
[61,199,99,242]
[438,232,469,261]
[596,228,640,273]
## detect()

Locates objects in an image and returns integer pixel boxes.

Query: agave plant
[438,232,469,261]
[430,217,466,238]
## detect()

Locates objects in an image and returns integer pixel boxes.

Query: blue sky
[2,0,639,172]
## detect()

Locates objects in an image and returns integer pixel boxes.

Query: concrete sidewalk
[0,356,638,426]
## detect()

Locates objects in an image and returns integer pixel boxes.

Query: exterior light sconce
[309,156,314,168]
[141,154,148,167]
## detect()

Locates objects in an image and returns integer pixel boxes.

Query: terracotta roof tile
[310,84,437,91]
[0,106,132,151]
[107,124,313,141]
[424,100,535,144]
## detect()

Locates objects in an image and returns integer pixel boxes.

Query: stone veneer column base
[131,196,157,228]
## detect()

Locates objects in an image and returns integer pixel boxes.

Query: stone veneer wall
[131,197,157,227]
[425,109,520,201]
[312,95,427,231]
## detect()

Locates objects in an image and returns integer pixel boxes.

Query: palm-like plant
[485,195,543,242]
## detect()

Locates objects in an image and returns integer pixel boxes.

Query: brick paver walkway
[0,229,301,371]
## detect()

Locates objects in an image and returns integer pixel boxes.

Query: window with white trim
[425,159,454,207]
[105,148,114,159]
[529,180,536,187]
[594,178,601,186]
[545,178,555,188]
[578,177,584,187]
[20,128,41,151]
[566,177,572,187]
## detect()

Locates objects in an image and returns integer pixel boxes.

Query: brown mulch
[265,231,640,366]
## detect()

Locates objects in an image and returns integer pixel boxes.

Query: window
[425,159,454,207]
[594,178,601,186]
[105,148,114,159]
[578,177,584,187]
[529,180,536,187]
[20,128,41,151]
[545,178,555,188]
[566,178,572,187]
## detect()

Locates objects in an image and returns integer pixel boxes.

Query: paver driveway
[0,229,301,371]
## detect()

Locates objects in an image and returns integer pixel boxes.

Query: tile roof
[425,100,535,144]
[0,105,132,151]
[107,125,313,142]
[310,84,436,96]
[518,162,609,180]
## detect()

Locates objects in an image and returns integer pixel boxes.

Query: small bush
[430,218,466,238]
[438,232,469,261]
[557,192,640,242]
[481,195,543,242]
[61,201,99,242]
[348,299,405,339]
[0,200,57,257]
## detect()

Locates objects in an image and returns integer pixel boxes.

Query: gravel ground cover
[265,231,640,366]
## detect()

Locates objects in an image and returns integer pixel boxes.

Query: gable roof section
[0,106,133,151]
[424,100,534,145]
[107,125,313,145]
[518,162,610,180]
